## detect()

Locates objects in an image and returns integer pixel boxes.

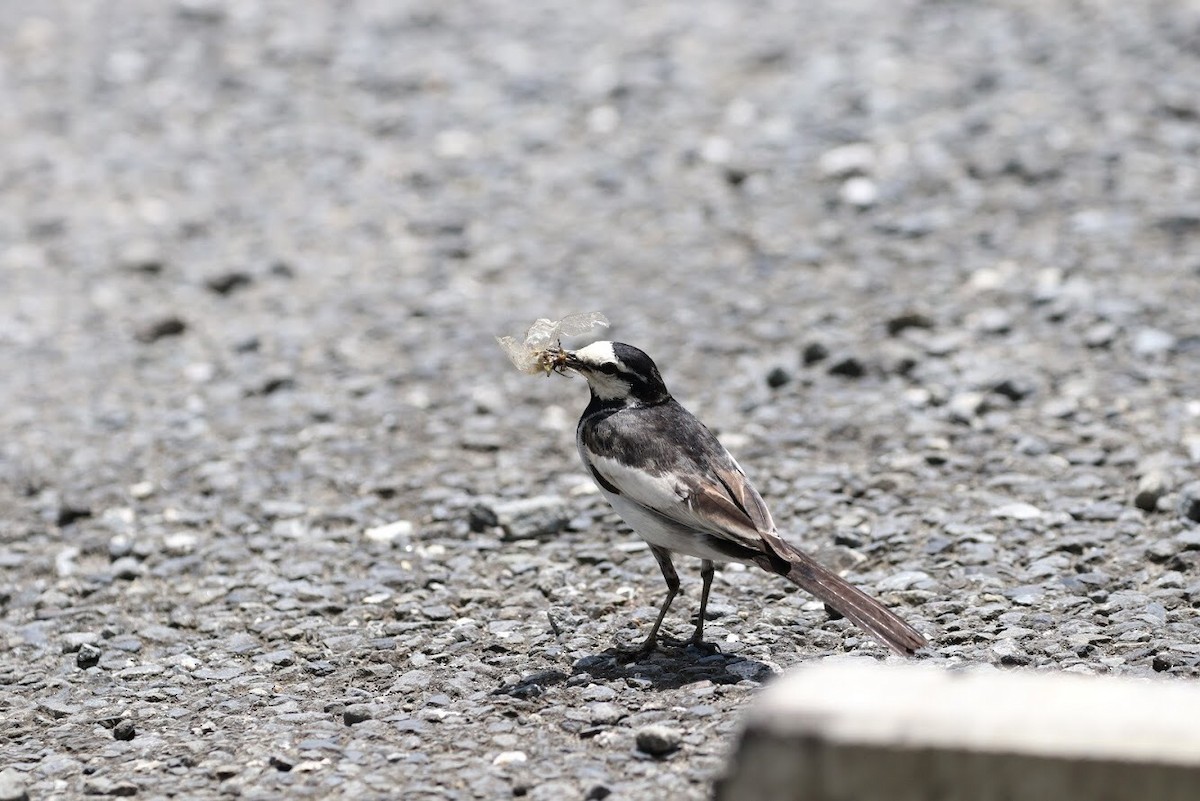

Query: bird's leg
[627,546,679,658]
[691,559,714,644]
[685,559,721,654]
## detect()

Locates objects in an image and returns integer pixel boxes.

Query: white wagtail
[553,340,928,657]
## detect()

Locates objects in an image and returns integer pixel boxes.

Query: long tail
[763,540,928,656]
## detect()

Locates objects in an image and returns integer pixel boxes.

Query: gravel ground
[3,0,1200,798]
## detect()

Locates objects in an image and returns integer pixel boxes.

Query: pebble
[588,702,624,725]
[840,176,879,208]
[1132,327,1176,357]
[205,271,254,296]
[364,520,414,544]
[1180,482,1200,524]
[827,356,867,378]
[492,750,527,767]
[135,316,186,343]
[948,392,986,422]
[581,684,618,703]
[990,502,1042,520]
[802,341,830,365]
[110,556,144,580]
[635,724,682,757]
[477,497,570,541]
[77,643,102,669]
[113,719,136,741]
[344,704,373,726]
[818,143,875,178]
[1135,471,1170,512]
[0,768,28,801]
[765,366,791,388]
[886,311,935,336]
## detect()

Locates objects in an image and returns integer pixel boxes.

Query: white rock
[492,751,527,767]
[364,520,414,544]
[991,502,1043,520]
[818,142,876,178]
[840,176,878,207]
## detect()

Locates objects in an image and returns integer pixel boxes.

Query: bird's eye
[598,363,620,375]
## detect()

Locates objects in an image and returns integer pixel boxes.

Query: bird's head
[562,341,671,404]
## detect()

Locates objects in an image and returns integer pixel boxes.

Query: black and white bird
[558,340,928,657]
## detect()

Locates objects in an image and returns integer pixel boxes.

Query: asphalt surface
[2,1,1199,798]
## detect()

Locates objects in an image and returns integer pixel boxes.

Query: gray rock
[76,643,102,669]
[478,497,571,541]
[135,315,186,343]
[344,704,373,725]
[1181,482,1200,524]
[1132,328,1176,358]
[802,342,829,365]
[113,719,136,741]
[635,724,682,756]
[1135,470,1170,512]
[588,702,624,725]
[110,556,144,580]
[827,356,867,378]
[0,768,28,801]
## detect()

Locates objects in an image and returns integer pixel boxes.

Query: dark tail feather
[766,542,928,656]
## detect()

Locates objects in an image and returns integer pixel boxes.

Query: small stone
[39,697,81,719]
[991,502,1042,520]
[948,392,986,422]
[827,356,866,378]
[588,702,624,725]
[343,704,373,726]
[886,312,935,336]
[77,643,102,668]
[421,604,454,621]
[117,240,164,274]
[111,556,144,581]
[1132,328,1176,358]
[249,374,295,396]
[840,176,878,208]
[364,520,414,544]
[585,785,612,801]
[492,751,527,767]
[1002,585,1045,605]
[135,316,186,343]
[255,649,295,667]
[582,684,618,702]
[1135,471,1170,512]
[1180,482,1200,523]
[765,367,791,388]
[0,767,28,801]
[1084,322,1118,349]
[479,497,570,541]
[818,143,875,178]
[972,308,1013,335]
[56,504,92,527]
[205,271,253,296]
[129,481,155,500]
[269,754,294,772]
[991,378,1034,402]
[635,724,682,757]
[802,341,829,365]
[113,719,136,741]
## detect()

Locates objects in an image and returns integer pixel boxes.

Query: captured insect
[497,312,609,375]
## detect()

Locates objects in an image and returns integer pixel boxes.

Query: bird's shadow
[569,645,775,689]
[491,646,775,699]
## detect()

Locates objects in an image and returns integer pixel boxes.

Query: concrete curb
[715,659,1200,801]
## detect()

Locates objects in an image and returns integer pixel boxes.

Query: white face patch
[572,341,618,365]
[569,341,632,400]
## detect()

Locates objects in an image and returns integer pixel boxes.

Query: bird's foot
[612,640,658,663]
[659,633,721,656]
